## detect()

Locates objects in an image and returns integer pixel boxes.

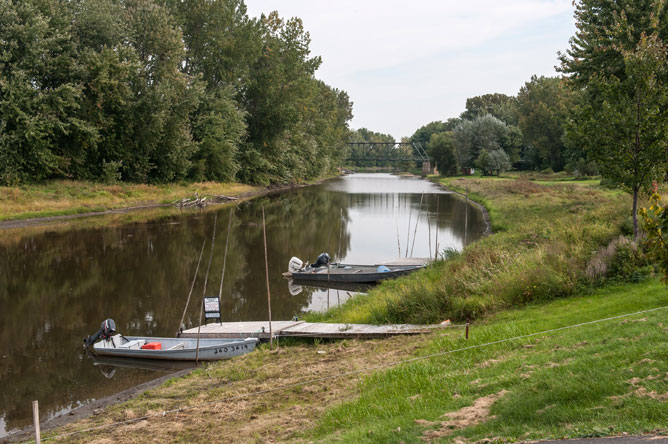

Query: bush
[586,236,652,282]
[567,158,599,178]
[101,160,123,184]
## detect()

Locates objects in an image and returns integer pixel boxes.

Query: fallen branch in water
[175,193,238,208]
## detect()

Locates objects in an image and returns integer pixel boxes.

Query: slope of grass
[306,279,668,443]
[39,279,668,444]
[308,176,637,325]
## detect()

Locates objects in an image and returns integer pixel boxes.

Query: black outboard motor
[312,252,330,268]
[84,319,116,348]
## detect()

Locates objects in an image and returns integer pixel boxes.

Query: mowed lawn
[306,279,668,443]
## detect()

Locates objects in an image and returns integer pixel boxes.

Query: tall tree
[452,114,521,169]
[427,132,458,175]
[559,0,668,89]
[0,0,91,184]
[562,3,668,239]
[460,93,519,125]
[516,76,572,171]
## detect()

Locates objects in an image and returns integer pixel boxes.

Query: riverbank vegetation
[0,180,262,221]
[309,175,648,325]
[0,0,352,187]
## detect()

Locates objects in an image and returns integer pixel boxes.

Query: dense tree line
[410,82,576,177]
[0,0,352,185]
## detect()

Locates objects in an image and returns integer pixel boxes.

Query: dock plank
[181,321,430,340]
[180,321,304,339]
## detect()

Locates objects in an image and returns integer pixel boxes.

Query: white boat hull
[92,335,259,361]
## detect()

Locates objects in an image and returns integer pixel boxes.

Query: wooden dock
[180,321,431,340]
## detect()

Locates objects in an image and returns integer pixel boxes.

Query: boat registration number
[213,344,249,355]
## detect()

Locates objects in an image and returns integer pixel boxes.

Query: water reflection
[0,174,485,436]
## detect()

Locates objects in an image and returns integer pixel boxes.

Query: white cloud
[245,0,575,139]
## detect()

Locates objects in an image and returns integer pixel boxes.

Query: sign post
[203,297,221,323]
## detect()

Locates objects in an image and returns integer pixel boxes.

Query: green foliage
[559,0,668,89]
[460,93,519,125]
[100,160,122,184]
[409,118,460,147]
[641,192,668,283]
[453,114,522,168]
[517,76,572,171]
[426,132,457,175]
[0,0,352,185]
[561,0,668,238]
[189,86,246,182]
[475,149,511,176]
[0,0,89,183]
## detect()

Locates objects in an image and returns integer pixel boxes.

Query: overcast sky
[245,0,576,140]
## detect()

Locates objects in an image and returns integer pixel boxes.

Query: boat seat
[166,342,185,350]
[118,339,145,349]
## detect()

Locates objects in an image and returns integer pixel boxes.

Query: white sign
[204,297,220,314]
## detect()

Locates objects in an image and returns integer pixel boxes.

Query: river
[0,173,486,437]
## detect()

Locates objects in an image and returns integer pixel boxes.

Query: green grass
[305,279,668,443]
[307,175,638,325]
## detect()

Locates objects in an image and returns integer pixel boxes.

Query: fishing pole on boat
[395,195,401,257]
[427,195,432,261]
[177,240,206,337]
[435,195,440,259]
[262,205,274,350]
[405,194,413,258]
[196,213,218,364]
[337,207,344,261]
[217,210,234,325]
[464,186,469,246]
[409,192,425,258]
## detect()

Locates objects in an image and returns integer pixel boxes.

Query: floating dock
[180,321,431,340]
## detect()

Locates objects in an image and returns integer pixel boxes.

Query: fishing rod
[196,213,218,364]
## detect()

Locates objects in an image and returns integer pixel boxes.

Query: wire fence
[16,303,668,444]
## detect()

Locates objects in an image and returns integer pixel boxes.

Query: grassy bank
[307,279,668,443]
[38,279,668,443]
[308,175,639,325]
[0,180,263,221]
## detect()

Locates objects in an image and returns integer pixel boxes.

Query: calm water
[0,174,486,437]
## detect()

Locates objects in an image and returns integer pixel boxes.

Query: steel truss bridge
[345,142,429,162]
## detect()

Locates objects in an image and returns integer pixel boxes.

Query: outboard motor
[84,319,116,348]
[312,252,330,268]
[288,256,304,273]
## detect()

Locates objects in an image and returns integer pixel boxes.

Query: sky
[245,0,576,140]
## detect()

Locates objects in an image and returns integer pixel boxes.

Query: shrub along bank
[309,175,650,325]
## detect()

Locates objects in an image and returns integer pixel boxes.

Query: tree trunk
[633,186,639,241]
